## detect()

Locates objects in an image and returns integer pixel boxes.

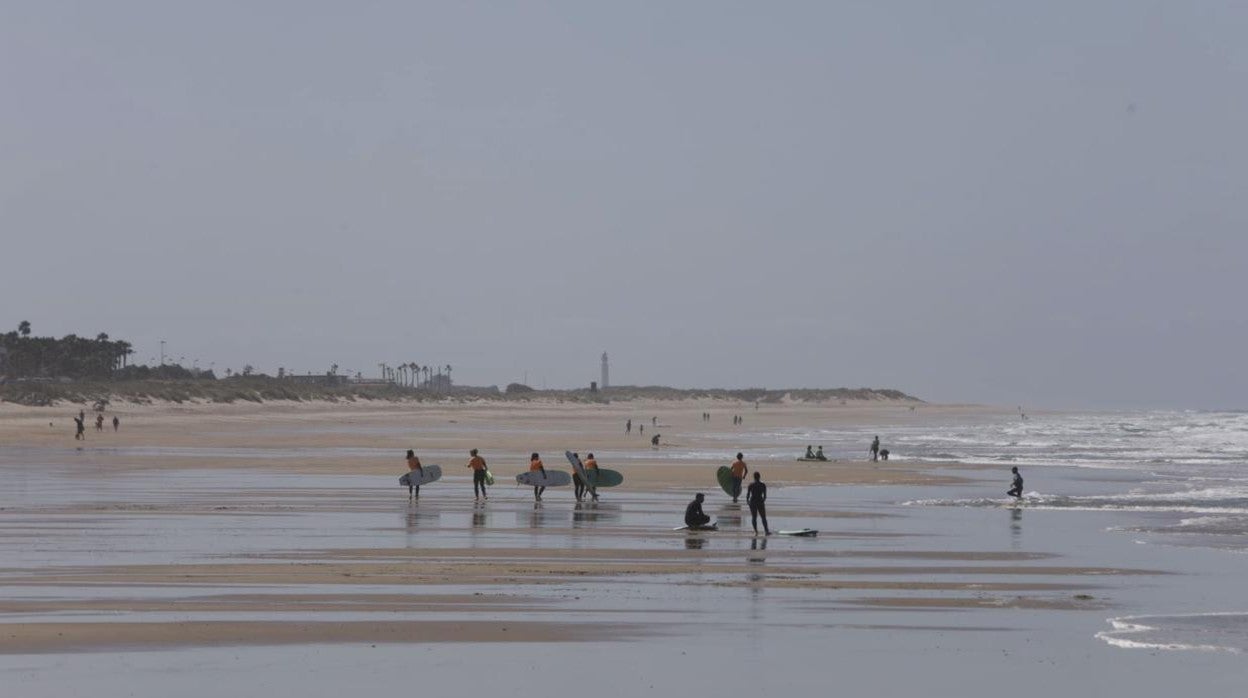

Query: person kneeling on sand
[805,445,815,459]
[1007,466,1024,499]
[685,493,711,528]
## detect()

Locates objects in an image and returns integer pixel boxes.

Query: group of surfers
[403,448,772,535]
[404,448,605,502]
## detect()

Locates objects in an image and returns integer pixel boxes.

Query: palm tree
[18,320,30,337]
[445,364,452,387]
[409,362,418,387]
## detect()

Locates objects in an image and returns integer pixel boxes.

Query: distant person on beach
[95,414,104,431]
[467,449,488,500]
[626,419,631,435]
[73,416,85,440]
[112,416,119,432]
[684,493,711,528]
[78,410,85,424]
[879,449,890,461]
[1007,467,1024,499]
[730,452,748,503]
[805,445,815,459]
[815,446,826,461]
[746,472,770,535]
[583,452,600,501]
[869,436,880,462]
[405,449,424,499]
[652,416,657,427]
[529,452,546,501]
[639,425,644,436]
[651,434,660,447]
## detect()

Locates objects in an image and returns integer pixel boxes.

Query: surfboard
[716,466,736,497]
[564,451,624,488]
[515,470,572,487]
[777,528,818,537]
[399,465,442,487]
[796,457,829,463]
[673,523,718,531]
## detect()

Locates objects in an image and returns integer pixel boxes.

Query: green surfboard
[716,465,735,497]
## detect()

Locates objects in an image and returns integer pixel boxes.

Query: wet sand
[2,399,1246,696]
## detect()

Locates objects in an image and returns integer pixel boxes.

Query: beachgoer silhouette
[112,416,119,431]
[626,419,631,435]
[729,453,748,503]
[869,436,880,462]
[406,449,423,499]
[880,449,890,461]
[805,445,815,459]
[529,452,546,501]
[815,446,826,461]
[746,472,770,535]
[467,449,488,500]
[73,416,85,440]
[1007,467,1024,499]
[583,452,600,501]
[685,493,711,528]
[651,434,660,447]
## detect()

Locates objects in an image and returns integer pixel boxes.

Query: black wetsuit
[746,480,770,535]
[685,499,710,528]
[1007,472,1023,498]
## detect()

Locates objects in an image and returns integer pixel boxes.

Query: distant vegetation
[0,321,133,380]
[0,376,920,407]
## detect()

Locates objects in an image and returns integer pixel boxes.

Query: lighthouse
[601,352,609,389]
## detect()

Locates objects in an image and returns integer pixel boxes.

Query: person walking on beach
[626,419,631,435]
[529,452,547,501]
[112,416,120,432]
[651,433,660,448]
[95,414,104,431]
[746,472,770,536]
[1007,466,1024,500]
[73,415,85,440]
[869,436,880,462]
[685,493,711,529]
[405,449,424,499]
[729,452,748,503]
[583,452,600,501]
[467,449,488,500]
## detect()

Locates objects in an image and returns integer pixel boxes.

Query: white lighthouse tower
[601,352,609,389]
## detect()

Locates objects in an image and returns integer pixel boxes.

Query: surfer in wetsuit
[746,472,770,535]
[467,449,488,500]
[583,452,600,501]
[729,453,748,503]
[869,436,880,462]
[1007,466,1023,499]
[815,446,826,461]
[685,493,711,528]
[529,452,546,501]
[73,416,85,440]
[805,445,815,459]
[405,449,424,499]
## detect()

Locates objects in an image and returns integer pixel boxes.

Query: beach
[1,399,1246,696]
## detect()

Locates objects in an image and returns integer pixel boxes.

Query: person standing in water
[746,472,770,535]
[583,452,600,501]
[1007,466,1024,499]
[869,436,880,462]
[729,452,748,503]
[529,452,547,501]
[467,449,488,500]
[685,493,711,528]
[405,449,424,499]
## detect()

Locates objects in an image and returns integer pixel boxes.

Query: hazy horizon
[4,2,1246,410]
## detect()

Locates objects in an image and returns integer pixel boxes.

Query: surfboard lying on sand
[516,470,572,487]
[399,465,443,487]
[777,528,818,537]
[565,451,624,487]
[716,466,736,497]
[673,523,718,531]
[796,457,830,463]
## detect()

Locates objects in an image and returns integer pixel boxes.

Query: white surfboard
[777,528,818,537]
[516,470,572,487]
[399,465,442,487]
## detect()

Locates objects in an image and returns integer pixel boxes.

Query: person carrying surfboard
[729,453,748,503]
[467,449,488,500]
[746,472,771,535]
[583,452,600,501]
[529,453,547,501]
[406,449,424,499]
[685,493,711,529]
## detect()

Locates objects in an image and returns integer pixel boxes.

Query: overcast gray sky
[3,1,1246,408]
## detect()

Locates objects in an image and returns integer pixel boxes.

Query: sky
[3,1,1246,409]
